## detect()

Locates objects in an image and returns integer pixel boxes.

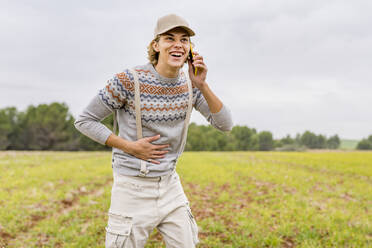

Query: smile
[169,52,184,58]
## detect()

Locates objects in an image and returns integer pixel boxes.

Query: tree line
[0,103,111,151]
[186,124,341,151]
[0,102,354,151]
[356,135,372,150]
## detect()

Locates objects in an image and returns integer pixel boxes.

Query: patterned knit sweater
[74,63,233,177]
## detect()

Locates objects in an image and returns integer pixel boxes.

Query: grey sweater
[74,63,233,177]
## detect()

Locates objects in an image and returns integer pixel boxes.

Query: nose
[174,40,182,48]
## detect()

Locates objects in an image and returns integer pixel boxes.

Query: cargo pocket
[105,211,133,248]
[185,202,199,246]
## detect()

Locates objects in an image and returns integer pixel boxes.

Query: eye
[166,37,174,41]
[181,38,189,43]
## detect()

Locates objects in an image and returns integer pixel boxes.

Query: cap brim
[157,25,195,37]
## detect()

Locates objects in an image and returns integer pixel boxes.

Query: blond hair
[147,35,192,66]
[147,35,161,66]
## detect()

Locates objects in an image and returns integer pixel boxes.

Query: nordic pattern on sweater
[74,62,232,177]
[99,67,202,123]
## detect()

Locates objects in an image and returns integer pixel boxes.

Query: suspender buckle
[138,160,149,177]
[138,169,149,177]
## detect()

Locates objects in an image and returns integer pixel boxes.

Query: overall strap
[178,72,193,155]
[128,68,148,177]
[127,69,193,177]
[130,69,143,140]
[113,110,118,135]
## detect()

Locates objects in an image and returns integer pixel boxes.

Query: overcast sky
[1,0,371,139]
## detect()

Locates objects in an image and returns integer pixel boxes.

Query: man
[74,14,233,248]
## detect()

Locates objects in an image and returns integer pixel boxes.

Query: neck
[154,60,180,78]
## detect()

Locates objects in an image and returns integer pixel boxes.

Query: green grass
[340,139,359,150]
[0,151,371,247]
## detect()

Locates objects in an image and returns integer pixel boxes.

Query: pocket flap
[105,212,132,236]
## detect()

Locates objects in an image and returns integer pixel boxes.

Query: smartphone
[188,44,194,63]
[189,42,197,75]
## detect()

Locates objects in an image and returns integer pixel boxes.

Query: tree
[0,108,15,149]
[356,139,372,150]
[316,134,327,149]
[300,131,318,149]
[280,134,294,145]
[0,107,24,150]
[186,123,207,151]
[18,102,77,150]
[258,131,274,151]
[327,135,340,149]
[185,123,231,151]
[230,125,257,150]
[274,139,283,148]
[295,133,302,146]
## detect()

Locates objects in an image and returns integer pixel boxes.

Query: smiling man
[74,14,233,248]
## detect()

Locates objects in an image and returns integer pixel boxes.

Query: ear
[152,41,160,52]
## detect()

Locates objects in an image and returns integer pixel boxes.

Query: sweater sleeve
[193,88,233,132]
[74,73,128,145]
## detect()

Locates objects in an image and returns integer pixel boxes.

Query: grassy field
[0,151,371,247]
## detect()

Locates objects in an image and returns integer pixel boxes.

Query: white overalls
[105,69,199,248]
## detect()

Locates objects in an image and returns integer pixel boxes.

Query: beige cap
[154,14,195,38]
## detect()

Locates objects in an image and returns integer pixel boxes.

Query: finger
[153,144,170,150]
[193,55,203,61]
[192,62,205,68]
[148,159,160,165]
[146,134,161,142]
[152,150,169,155]
[151,155,166,159]
[193,63,207,70]
[193,60,205,65]
[193,58,203,65]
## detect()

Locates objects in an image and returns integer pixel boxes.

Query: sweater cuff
[211,104,233,131]
[97,128,113,145]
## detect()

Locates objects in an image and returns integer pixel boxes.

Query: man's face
[153,27,191,69]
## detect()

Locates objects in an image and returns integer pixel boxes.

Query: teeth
[170,52,183,57]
